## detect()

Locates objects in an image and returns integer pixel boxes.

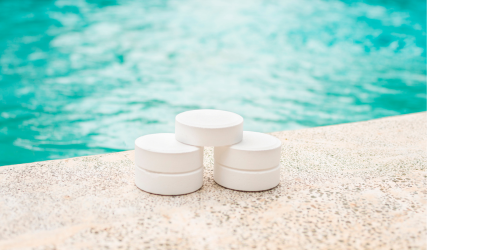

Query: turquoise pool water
[0,0,426,166]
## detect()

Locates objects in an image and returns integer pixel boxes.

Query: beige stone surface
[0,112,427,250]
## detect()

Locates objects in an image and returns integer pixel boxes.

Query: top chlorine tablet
[175,109,244,147]
[135,133,203,173]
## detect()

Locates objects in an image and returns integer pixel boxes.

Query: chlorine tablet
[214,162,280,191]
[135,165,203,195]
[175,109,244,147]
[214,131,281,171]
[135,133,203,173]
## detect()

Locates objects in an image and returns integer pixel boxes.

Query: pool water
[0,0,426,166]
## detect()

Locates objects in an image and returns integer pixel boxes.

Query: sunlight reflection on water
[0,0,426,165]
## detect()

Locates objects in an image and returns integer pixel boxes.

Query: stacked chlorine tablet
[175,109,243,147]
[134,133,203,195]
[214,131,282,191]
[134,109,281,195]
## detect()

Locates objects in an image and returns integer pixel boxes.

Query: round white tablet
[214,131,281,171]
[135,133,203,173]
[175,109,244,147]
[135,165,203,195]
[214,163,280,191]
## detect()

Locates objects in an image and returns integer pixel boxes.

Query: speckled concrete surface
[0,112,426,250]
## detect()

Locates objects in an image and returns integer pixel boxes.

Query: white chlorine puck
[214,131,282,171]
[135,165,203,195]
[135,133,202,173]
[175,109,244,147]
[214,163,280,191]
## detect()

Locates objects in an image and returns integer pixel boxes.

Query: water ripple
[0,0,426,165]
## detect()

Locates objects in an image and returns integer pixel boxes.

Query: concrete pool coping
[0,112,427,249]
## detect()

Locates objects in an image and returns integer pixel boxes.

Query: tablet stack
[134,133,203,195]
[134,109,281,195]
[214,131,282,191]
